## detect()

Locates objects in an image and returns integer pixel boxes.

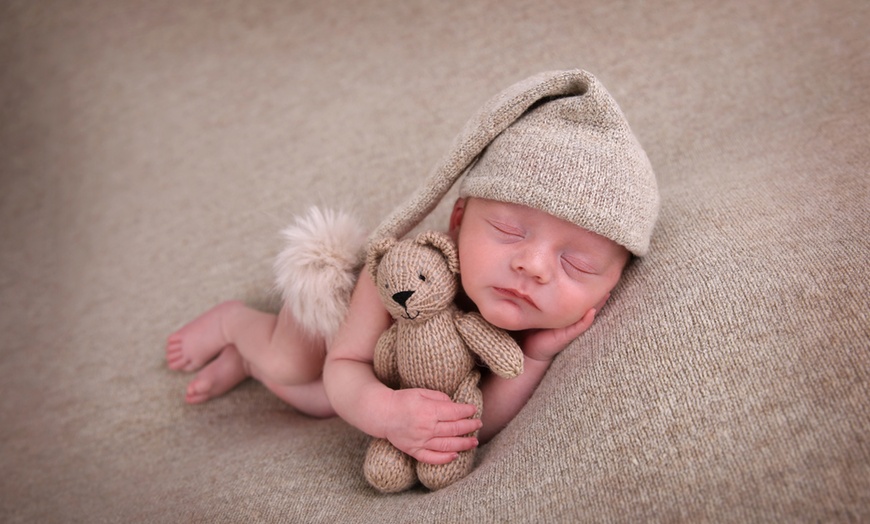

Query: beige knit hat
[370,69,659,256]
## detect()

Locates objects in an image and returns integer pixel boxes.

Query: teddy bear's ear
[415,231,460,274]
[366,237,396,281]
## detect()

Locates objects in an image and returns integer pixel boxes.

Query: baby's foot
[166,300,245,372]
[185,345,250,404]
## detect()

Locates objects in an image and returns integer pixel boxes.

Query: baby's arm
[323,269,482,464]
[477,305,601,443]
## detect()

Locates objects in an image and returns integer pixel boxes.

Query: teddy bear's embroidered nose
[392,290,414,309]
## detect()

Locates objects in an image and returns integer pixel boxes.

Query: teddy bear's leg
[417,370,482,490]
[363,438,418,493]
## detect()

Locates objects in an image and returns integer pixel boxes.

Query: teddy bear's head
[367,231,460,322]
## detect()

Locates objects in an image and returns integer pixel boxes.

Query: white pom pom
[274,207,366,342]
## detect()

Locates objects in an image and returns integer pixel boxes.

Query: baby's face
[451,198,629,332]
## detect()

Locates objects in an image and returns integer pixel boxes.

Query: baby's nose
[392,290,414,308]
[513,249,551,282]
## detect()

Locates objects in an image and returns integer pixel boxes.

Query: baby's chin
[479,307,581,333]
[477,308,537,332]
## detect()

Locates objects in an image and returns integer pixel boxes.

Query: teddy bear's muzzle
[391,290,421,320]
[392,290,414,308]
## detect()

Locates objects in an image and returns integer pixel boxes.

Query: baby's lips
[494,287,538,309]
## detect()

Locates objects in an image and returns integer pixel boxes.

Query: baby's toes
[167,355,190,371]
[165,337,190,370]
[185,378,211,404]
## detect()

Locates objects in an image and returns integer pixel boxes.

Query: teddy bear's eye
[418,273,426,282]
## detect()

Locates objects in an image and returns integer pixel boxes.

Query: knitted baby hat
[370,69,659,256]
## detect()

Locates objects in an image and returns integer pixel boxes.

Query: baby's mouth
[494,287,537,309]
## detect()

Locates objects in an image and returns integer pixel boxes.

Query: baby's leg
[166,300,246,372]
[183,345,335,416]
[167,300,326,386]
[238,304,326,385]
[185,345,249,404]
[258,377,336,418]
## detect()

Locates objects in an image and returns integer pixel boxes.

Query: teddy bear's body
[386,310,474,391]
[364,231,524,493]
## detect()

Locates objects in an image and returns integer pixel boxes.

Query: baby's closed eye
[561,254,598,275]
[488,220,525,240]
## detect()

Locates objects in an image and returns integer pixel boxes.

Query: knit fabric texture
[365,232,523,492]
[4,2,869,521]
[371,69,660,256]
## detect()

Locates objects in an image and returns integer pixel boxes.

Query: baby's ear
[366,237,396,281]
[415,231,460,274]
[448,197,467,234]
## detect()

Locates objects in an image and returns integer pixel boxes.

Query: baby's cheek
[553,296,587,321]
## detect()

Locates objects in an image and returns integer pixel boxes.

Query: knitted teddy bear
[363,230,525,493]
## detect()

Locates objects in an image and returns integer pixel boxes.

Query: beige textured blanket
[1,1,867,521]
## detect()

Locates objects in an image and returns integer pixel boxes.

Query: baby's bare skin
[166,300,326,406]
[166,197,628,463]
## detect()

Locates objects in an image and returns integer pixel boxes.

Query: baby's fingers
[416,436,480,465]
[434,416,483,438]
[414,449,461,465]
[433,399,479,422]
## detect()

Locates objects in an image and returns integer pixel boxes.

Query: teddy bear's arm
[454,312,524,379]
[373,324,401,388]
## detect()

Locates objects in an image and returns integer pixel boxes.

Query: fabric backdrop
[1,1,868,522]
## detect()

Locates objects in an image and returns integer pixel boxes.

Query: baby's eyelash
[488,221,523,237]
[562,255,596,274]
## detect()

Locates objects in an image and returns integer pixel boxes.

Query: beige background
[1,1,868,522]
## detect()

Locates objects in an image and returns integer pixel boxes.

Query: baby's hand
[383,388,481,465]
[521,294,609,362]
